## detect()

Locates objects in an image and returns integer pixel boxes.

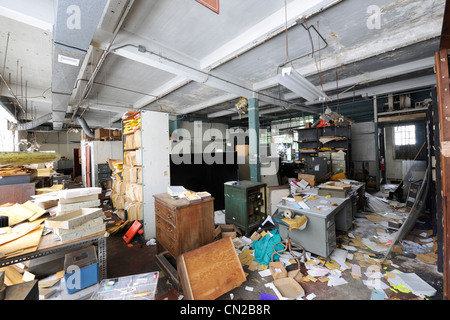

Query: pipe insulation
[17,113,53,131]
[76,116,95,138]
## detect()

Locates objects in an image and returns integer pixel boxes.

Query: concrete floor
[105,210,443,301]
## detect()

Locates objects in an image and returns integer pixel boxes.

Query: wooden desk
[154,193,214,258]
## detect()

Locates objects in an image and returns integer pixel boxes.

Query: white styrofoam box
[58,187,102,199]
[54,217,105,242]
[57,200,101,215]
[214,210,226,224]
[45,208,103,229]
[331,151,346,160]
[59,194,98,204]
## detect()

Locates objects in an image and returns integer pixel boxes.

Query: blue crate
[64,246,99,294]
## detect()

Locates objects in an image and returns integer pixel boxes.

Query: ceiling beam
[231,75,436,120]
[177,93,239,115]
[209,58,434,119]
[199,0,341,71]
[111,35,314,112]
[284,57,435,100]
[135,76,191,109]
[0,0,54,31]
[111,1,342,115]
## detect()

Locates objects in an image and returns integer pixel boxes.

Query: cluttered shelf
[0,186,112,294]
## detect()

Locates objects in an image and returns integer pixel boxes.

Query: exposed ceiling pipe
[74,0,135,121]
[17,113,52,131]
[76,116,95,138]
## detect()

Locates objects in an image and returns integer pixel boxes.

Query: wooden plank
[0,183,35,206]
[155,252,180,288]
[377,112,426,123]
[434,48,450,299]
[177,254,193,299]
[440,0,450,49]
[177,237,246,300]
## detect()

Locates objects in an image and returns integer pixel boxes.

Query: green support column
[248,97,261,182]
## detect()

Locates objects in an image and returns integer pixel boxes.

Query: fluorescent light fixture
[58,54,80,67]
[276,67,327,102]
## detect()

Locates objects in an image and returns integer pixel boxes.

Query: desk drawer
[156,226,178,257]
[156,214,177,240]
[155,203,176,225]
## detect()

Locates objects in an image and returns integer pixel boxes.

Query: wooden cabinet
[154,193,214,258]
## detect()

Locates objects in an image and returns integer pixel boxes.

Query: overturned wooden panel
[177,237,246,300]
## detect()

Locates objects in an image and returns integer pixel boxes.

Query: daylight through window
[394,125,416,146]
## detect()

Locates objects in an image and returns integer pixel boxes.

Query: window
[394,125,416,146]
[394,124,417,160]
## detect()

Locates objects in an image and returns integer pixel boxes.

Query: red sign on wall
[196,0,219,14]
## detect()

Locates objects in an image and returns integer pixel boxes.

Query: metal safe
[224,180,267,235]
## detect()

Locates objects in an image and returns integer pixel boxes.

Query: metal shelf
[0,233,107,281]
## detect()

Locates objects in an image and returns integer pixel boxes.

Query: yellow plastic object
[282,215,308,231]
[331,172,346,181]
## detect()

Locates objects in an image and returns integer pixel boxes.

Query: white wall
[0,109,18,151]
[28,131,82,160]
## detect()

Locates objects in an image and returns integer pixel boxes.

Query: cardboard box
[272,277,305,300]
[297,173,316,187]
[288,269,303,283]
[64,246,98,294]
[214,224,241,239]
[269,261,287,280]
[37,168,51,177]
[235,145,249,156]
[95,128,121,140]
[95,128,109,140]
[124,134,136,150]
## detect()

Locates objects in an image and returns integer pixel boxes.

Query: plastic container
[90,272,159,300]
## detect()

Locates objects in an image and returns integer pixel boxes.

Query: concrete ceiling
[0,0,445,131]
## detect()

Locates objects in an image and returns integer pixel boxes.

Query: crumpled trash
[146,238,157,246]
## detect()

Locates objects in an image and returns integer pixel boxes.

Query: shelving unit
[121,112,143,221]
[295,126,351,176]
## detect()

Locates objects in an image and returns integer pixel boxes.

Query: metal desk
[0,232,107,281]
[274,193,352,258]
